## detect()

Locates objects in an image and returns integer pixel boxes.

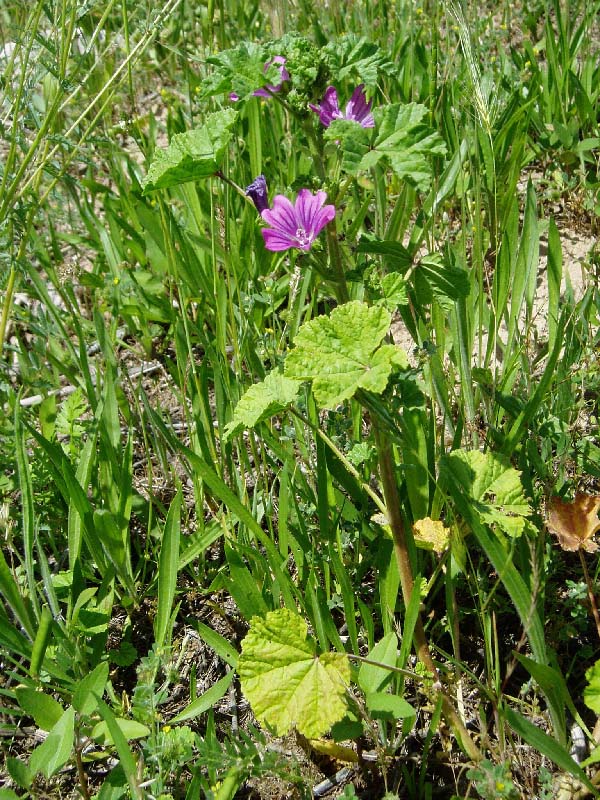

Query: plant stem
[579,549,600,641]
[373,421,482,762]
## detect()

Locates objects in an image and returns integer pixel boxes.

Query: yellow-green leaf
[238,608,350,739]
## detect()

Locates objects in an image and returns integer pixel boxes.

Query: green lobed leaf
[325,119,371,174]
[322,34,395,86]
[29,706,75,779]
[584,660,600,713]
[418,255,470,301]
[444,450,532,537]
[359,104,447,191]
[284,301,407,408]
[224,371,302,439]
[238,608,350,739]
[143,110,238,193]
[200,41,268,100]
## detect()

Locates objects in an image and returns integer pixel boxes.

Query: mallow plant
[140,31,597,796]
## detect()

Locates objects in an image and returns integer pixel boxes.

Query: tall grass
[1,1,599,798]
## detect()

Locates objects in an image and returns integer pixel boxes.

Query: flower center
[294,227,313,248]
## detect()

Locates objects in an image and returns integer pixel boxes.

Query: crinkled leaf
[29,706,74,779]
[324,119,371,174]
[143,110,238,193]
[225,371,301,439]
[358,104,447,191]
[284,301,407,408]
[413,518,450,554]
[199,42,268,100]
[238,608,350,739]
[546,493,600,552]
[444,450,532,538]
[322,35,395,86]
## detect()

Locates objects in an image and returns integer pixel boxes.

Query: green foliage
[443,449,534,538]
[225,370,301,438]
[143,110,238,192]
[466,760,519,800]
[330,103,446,190]
[239,608,350,738]
[584,659,600,713]
[284,301,408,408]
[2,0,600,797]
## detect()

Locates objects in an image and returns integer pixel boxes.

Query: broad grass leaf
[224,371,302,439]
[504,706,594,793]
[358,633,398,694]
[91,718,150,746]
[444,450,532,537]
[72,662,109,716]
[143,110,238,193]
[170,671,235,724]
[15,688,63,731]
[29,706,75,779]
[238,608,350,739]
[546,494,600,552]
[284,301,407,408]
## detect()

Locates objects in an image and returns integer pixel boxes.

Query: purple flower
[245,175,269,213]
[310,85,375,128]
[260,189,336,252]
[253,56,289,98]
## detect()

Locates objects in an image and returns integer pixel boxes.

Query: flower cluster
[241,60,375,252]
[246,177,335,253]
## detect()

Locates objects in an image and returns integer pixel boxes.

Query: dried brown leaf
[546,493,600,552]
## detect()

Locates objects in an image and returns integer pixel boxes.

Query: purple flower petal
[345,85,375,127]
[310,86,342,127]
[260,189,336,252]
[253,56,289,98]
[245,175,269,213]
[311,84,374,128]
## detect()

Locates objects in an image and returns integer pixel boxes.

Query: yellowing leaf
[412,518,450,554]
[238,608,350,739]
[546,493,600,552]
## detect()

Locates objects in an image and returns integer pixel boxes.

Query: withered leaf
[412,517,450,554]
[546,493,600,552]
